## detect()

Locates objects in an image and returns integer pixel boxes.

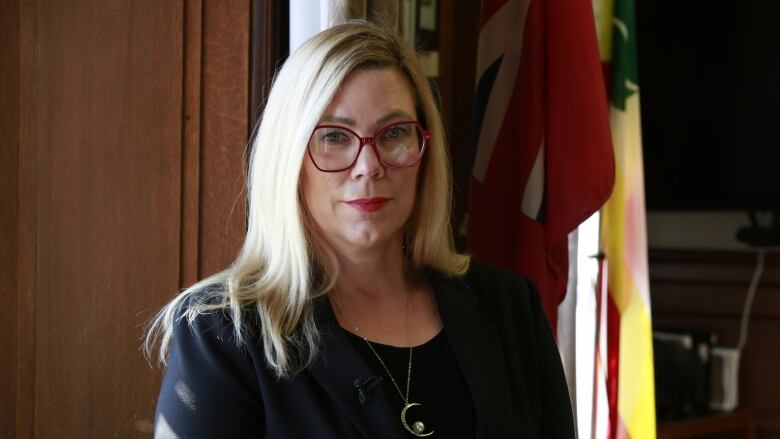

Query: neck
[325,234,442,349]
[333,238,411,303]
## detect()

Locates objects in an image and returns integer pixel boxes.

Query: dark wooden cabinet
[659,410,756,439]
[651,249,780,438]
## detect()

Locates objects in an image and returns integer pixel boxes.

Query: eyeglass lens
[310,122,424,171]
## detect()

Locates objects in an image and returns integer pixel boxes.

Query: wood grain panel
[180,0,203,288]
[650,250,780,286]
[16,1,40,436]
[0,0,20,435]
[31,2,183,437]
[198,0,250,278]
[650,249,780,438]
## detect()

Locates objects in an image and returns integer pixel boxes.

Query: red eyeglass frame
[307,120,431,172]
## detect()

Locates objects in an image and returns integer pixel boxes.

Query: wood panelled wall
[198,1,250,280]
[1,0,22,435]
[0,1,281,437]
[651,249,780,438]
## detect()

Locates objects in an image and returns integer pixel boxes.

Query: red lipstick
[345,197,390,213]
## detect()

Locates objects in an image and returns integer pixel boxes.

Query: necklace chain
[331,283,413,404]
[361,332,412,404]
[332,281,435,437]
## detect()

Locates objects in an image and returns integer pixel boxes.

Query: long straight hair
[144,21,469,378]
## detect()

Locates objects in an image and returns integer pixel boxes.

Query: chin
[343,225,401,250]
[346,232,388,249]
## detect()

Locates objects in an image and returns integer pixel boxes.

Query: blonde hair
[144,20,469,378]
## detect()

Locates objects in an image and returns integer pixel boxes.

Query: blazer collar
[425,268,514,438]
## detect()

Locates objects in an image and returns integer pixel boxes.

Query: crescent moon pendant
[400,402,434,437]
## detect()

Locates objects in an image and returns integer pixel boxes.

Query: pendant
[400,402,434,437]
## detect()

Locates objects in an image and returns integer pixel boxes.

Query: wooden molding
[438,0,480,251]
[249,0,288,133]
[15,1,39,436]
[180,0,203,288]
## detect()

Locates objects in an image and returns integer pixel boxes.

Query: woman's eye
[383,126,409,139]
[322,132,346,143]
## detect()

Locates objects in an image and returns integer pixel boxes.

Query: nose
[350,141,385,180]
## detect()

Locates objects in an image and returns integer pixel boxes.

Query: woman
[146,21,574,438]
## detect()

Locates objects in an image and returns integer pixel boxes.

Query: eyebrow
[318,110,415,127]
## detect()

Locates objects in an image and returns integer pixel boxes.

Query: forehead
[320,68,417,125]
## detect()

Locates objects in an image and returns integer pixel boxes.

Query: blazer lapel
[427,270,514,438]
[307,297,404,439]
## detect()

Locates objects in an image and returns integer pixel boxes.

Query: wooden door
[0,0,286,436]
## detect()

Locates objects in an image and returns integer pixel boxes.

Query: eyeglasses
[308,121,430,172]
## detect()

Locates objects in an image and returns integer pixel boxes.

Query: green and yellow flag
[595,0,657,436]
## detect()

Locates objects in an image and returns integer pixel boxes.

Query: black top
[154,262,575,438]
[344,329,477,438]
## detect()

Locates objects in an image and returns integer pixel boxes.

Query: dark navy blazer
[154,262,575,438]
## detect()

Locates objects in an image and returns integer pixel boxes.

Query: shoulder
[156,286,266,437]
[170,286,231,338]
[156,282,265,385]
[462,260,534,289]
[459,260,541,310]
[428,260,546,328]
[431,262,575,436]
[169,284,261,354]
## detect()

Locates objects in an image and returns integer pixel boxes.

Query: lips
[345,197,391,213]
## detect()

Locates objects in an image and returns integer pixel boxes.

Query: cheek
[398,168,421,214]
[300,160,324,217]
[301,159,340,219]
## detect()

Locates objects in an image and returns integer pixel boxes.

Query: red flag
[468,0,614,329]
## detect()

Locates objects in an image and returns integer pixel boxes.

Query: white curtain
[289,0,401,53]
